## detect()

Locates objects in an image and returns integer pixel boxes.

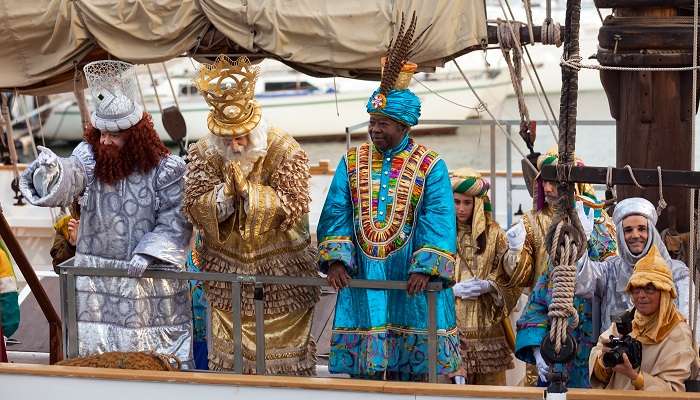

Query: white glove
[127,254,152,278]
[533,347,549,383]
[453,278,492,299]
[31,146,61,197]
[506,220,526,251]
[575,201,595,240]
[35,145,59,166]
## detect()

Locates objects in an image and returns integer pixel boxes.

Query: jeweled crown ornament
[194,55,262,137]
[83,60,144,132]
[365,12,430,127]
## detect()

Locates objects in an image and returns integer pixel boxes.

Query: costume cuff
[593,355,612,383]
[319,237,357,275]
[513,326,547,364]
[632,372,644,390]
[408,247,455,283]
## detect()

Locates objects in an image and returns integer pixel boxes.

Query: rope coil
[542,18,563,47]
[547,220,582,353]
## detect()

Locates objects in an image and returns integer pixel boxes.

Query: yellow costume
[183,56,319,375]
[451,168,520,384]
[590,246,696,392]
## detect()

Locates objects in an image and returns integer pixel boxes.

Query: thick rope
[497,0,559,142]
[541,19,563,47]
[545,0,585,358]
[624,164,646,189]
[497,19,534,152]
[523,0,536,46]
[561,55,700,72]
[547,221,580,353]
[657,167,667,215]
[691,190,697,347]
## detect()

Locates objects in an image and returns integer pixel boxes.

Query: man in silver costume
[18,60,193,365]
[576,197,690,338]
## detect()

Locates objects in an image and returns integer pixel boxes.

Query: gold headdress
[367,12,431,126]
[194,55,262,138]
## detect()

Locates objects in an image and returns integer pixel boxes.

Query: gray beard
[219,147,266,177]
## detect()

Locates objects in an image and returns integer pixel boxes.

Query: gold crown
[194,55,262,137]
[380,57,417,90]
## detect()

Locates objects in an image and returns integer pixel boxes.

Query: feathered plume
[379,12,420,96]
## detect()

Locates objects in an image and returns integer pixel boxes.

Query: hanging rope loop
[657,166,668,215]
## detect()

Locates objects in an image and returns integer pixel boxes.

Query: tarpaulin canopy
[0,0,487,94]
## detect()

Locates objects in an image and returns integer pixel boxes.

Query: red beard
[93,141,131,185]
[84,113,170,185]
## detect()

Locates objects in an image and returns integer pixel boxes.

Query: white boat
[36,59,514,143]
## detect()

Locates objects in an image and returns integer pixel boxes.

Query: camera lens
[602,350,623,368]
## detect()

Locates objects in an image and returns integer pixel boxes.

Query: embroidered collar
[372,133,409,158]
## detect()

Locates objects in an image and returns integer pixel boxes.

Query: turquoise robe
[515,202,617,388]
[317,135,460,380]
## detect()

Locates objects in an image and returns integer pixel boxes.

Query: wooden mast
[596,0,697,231]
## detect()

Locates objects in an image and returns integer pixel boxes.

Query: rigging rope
[497,0,560,142]
[547,220,580,352]
[545,0,585,361]
[657,167,667,215]
[496,19,534,152]
[412,77,485,111]
[452,60,538,174]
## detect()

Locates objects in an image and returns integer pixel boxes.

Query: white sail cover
[0,0,486,93]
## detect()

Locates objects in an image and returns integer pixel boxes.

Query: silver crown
[83,60,143,132]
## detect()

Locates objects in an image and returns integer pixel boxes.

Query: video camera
[602,309,642,369]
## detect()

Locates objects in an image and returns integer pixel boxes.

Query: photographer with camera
[589,245,696,391]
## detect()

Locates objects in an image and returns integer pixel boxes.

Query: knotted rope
[497,19,534,152]
[542,18,563,47]
[546,216,583,353]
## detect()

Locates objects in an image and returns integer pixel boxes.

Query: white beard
[208,119,268,177]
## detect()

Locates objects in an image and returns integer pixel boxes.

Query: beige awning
[0,0,487,93]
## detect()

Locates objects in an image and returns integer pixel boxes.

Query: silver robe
[19,142,193,363]
[575,198,690,340]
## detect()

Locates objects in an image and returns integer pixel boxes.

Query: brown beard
[84,113,170,185]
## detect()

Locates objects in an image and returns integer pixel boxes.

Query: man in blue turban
[316,20,461,381]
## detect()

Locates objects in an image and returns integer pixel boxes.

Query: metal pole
[231,282,243,374]
[507,124,514,227]
[427,290,438,383]
[59,270,68,359]
[490,122,497,214]
[65,271,78,359]
[0,308,6,362]
[254,284,266,375]
[345,127,351,151]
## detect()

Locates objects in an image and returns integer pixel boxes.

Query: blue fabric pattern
[366,88,421,127]
[515,210,617,388]
[317,138,459,380]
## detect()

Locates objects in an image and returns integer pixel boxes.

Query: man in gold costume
[505,150,617,387]
[183,56,319,375]
[450,168,521,385]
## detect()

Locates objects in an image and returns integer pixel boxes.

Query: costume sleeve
[502,219,536,289]
[670,260,690,320]
[0,242,19,337]
[588,326,614,389]
[237,147,312,239]
[183,141,232,239]
[575,253,614,299]
[408,159,456,283]
[487,228,522,314]
[636,325,695,392]
[133,156,192,267]
[514,264,552,364]
[317,158,357,275]
[19,142,93,207]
